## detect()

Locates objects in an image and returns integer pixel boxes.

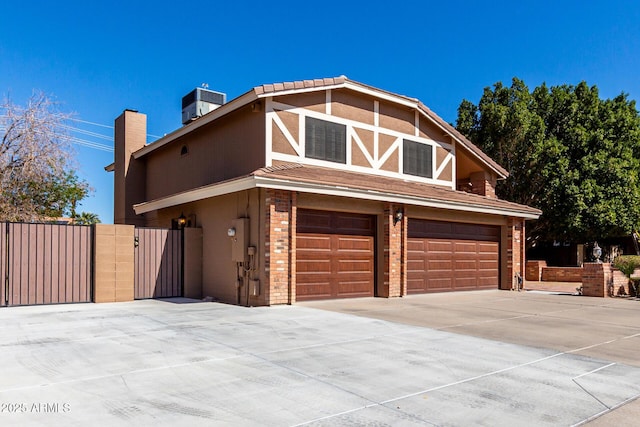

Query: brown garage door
[296,209,375,301]
[407,219,500,293]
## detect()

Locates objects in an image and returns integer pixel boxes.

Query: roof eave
[133,90,259,159]
[133,175,541,220]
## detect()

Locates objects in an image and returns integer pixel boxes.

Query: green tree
[73,211,101,225]
[0,92,98,222]
[457,78,640,247]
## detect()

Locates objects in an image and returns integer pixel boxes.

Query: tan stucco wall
[151,189,262,305]
[114,111,146,226]
[144,105,265,201]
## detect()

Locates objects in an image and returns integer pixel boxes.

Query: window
[403,139,432,178]
[180,145,189,156]
[305,117,346,164]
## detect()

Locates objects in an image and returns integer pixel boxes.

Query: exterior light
[227,227,236,237]
[592,241,602,263]
[177,213,187,229]
[393,208,403,226]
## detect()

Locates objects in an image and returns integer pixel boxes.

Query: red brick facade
[457,171,497,198]
[541,267,583,282]
[525,260,547,281]
[504,218,525,290]
[582,263,612,297]
[264,189,295,305]
[381,204,403,298]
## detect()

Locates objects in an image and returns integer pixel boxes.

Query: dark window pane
[305,117,346,164]
[403,139,432,178]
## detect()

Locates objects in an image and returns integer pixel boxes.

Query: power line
[63,125,113,141]
[70,137,114,152]
[67,117,113,129]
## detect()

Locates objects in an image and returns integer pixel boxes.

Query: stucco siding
[145,105,265,201]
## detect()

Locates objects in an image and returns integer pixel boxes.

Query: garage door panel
[408,240,425,251]
[337,259,373,273]
[297,235,331,251]
[296,282,332,299]
[296,209,375,301]
[408,219,500,294]
[427,279,453,291]
[296,259,332,274]
[337,236,373,252]
[336,280,373,297]
[427,241,452,252]
[428,260,453,271]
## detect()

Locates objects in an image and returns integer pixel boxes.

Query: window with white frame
[305,117,346,164]
[403,139,433,178]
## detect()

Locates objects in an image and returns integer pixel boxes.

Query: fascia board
[133,176,256,214]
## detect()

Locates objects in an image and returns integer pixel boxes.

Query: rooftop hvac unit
[181,87,226,125]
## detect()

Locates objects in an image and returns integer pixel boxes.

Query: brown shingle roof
[254,162,540,217]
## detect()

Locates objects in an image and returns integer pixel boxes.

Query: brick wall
[582,263,611,297]
[611,269,630,296]
[457,171,497,198]
[264,189,294,305]
[541,267,583,282]
[525,260,547,281]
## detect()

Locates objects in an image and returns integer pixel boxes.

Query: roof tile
[255,162,539,216]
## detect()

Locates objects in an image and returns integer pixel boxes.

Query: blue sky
[1,1,639,223]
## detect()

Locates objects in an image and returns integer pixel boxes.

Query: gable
[268,87,456,188]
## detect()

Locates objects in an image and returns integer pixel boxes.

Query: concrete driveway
[0,291,638,426]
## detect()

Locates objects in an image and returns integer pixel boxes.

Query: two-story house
[109,76,541,306]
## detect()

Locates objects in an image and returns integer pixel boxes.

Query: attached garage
[407,219,500,293]
[296,209,375,301]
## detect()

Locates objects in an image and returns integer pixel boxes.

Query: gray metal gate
[1,222,92,307]
[134,227,182,299]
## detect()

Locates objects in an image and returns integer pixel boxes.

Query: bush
[613,255,640,278]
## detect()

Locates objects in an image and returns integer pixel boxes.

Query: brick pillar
[382,204,402,298]
[264,189,293,305]
[289,193,297,304]
[503,218,525,290]
[582,263,612,297]
[401,213,408,296]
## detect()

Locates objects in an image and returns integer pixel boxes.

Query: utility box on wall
[231,218,249,262]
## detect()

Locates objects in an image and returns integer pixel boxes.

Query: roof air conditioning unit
[181,87,226,125]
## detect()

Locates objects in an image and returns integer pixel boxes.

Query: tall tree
[0,92,95,222]
[457,78,640,247]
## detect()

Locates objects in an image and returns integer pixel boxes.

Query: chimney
[113,109,147,225]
